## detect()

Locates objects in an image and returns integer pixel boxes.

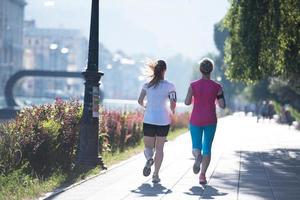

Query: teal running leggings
[189,123,217,155]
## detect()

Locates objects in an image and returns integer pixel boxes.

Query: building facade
[23,20,88,97]
[0,0,26,96]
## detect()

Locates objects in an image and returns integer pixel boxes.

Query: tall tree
[223,0,300,110]
[223,0,299,89]
[213,21,245,109]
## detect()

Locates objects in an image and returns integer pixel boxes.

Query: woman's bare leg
[153,136,166,176]
[143,136,155,160]
[200,155,211,176]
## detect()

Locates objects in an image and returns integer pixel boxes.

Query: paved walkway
[43,114,300,200]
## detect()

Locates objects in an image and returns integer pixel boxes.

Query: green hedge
[0,99,82,176]
[0,99,189,177]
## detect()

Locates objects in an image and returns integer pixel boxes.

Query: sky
[25,0,229,61]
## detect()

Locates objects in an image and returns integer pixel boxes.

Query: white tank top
[142,80,176,125]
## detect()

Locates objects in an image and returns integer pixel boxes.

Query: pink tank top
[190,79,221,126]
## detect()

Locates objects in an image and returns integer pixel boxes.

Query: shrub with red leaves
[0,100,189,177]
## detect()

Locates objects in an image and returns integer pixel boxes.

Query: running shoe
[143,158,154,177]
[199,174,207,185]
[152,175,161,183]
[193,155,202,174]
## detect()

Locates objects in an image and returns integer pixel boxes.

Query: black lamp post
[76,0,105,168]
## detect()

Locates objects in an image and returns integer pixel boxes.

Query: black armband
[217,92,226,108]
[169,91,177,102]
[217,92,224,100]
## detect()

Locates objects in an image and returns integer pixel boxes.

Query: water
[0,96,189,113]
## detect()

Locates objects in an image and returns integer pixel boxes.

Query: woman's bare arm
[138,89,146,108]
[185,86,193,105]
[217,89,226,109]
[169,91,177,114]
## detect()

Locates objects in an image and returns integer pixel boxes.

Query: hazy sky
[25,0,229,60]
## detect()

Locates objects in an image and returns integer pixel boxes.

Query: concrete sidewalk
[43,115,300,200]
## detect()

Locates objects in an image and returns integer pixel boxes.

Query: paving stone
[238,187,275,200]
[273,189,300,200]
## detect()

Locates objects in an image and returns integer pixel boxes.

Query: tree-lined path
[43,115,300,200]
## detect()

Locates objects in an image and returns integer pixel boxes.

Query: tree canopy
[223,0,299,89]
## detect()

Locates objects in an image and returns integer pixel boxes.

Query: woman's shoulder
[142,82,149,90]
[211,80,222,86]
[190,79,201,86]
[190,79,222,87]
[162,80,174,86]
[162,80,176,90]
[210,80,223,90]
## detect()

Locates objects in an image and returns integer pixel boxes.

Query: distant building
[23,20,88,97]
[0,0,26,95]
[99,49,143,99]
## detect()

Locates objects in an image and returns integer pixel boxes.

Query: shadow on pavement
[240,148,300,181]
[185,185,228,199]
[226,149,300,200]
[131,183,172,197]
[184,186,204,196]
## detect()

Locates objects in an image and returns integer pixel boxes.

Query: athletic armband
[169,91,177,102]
[217,92,224,100]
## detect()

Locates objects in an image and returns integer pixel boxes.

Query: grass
[0,167,65,200]
[103,127,188,166]
[0,128,187,200]
[168,127,188,141]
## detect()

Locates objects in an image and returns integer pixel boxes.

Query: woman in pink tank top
[185,58,226,185]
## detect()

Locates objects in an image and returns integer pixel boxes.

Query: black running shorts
[143,123,170,137]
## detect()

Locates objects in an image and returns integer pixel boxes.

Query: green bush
[0,100,190,200]
[101,110,144,153]
[0,99,82,176]
[0,122,22,175]
[0,100,189,178]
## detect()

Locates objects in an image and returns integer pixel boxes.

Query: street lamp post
[76,0,105,168]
